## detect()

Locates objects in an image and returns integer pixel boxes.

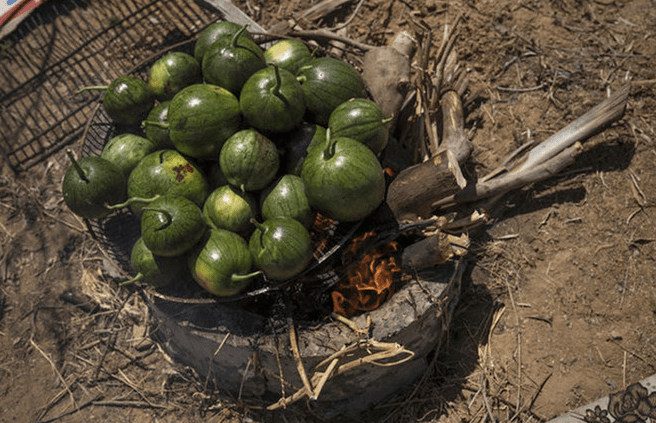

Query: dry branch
[386,148,466,221]
[511,83,631,174]
[288,322,313,399]
[401,232,469,270]
[386,88,470,221]
[441,89,473,164]
[431,13,464,101]
[197,0,266,33]
[268,0,355,33]
[433,84,631,209]
[267,337,414,410]
[433,143,581,208]
[285,28,374,51]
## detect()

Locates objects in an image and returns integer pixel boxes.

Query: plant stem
[76,85,109,94]
[119,273,144,286]
[232,270,263,282]
[142,206,173,231]
[142,120,169,130]
[249,218,266,248]
[106,195,161,210]
[66,149,89,183]
[231,25,248,47]
[269,62,282,97]
[249,218,265,232]
[323,128,335,159]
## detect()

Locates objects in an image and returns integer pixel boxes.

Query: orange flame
[332,231,407,317]
[309,213,337,258]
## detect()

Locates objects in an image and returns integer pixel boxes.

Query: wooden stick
[286,28,374,51]
[312,358,339,399]
[386,148,466,220]
[288,322,314,399]
[432,13,463,101]
[197,0,267,33]
[267,339,414,410]
[511,84,630,173]
[267,0,355,33]
[386,88,469,221]
[433,84,631,208]
[433,143,581,208]
[441,90,473,164]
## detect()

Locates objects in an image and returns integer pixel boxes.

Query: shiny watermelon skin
[147,52,202,101]
[203,184,257,236]
[328,98,389,156]
[143,100,174,149]
[100,133,157,177]
[296,57,367,126]
[62,155,127,219]
[301,136,385,222]
[140,195,206,257]
[248,217,313,281]
[260,175,313,229]
[167,84,242,160]
[263,39,312,76]
[194,21,251,64]
[201,29,265,96]
[187,228,255,297]
[219,129,280,191]
[239,65,306,134]
[102,75,155,126]
[127,149,210,216]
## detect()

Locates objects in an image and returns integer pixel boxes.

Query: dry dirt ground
[1,0,655,422]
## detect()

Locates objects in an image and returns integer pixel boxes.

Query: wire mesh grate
[0,0,220,172]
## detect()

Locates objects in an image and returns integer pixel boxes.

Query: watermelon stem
[309,46,319,59]
[268,62,283,99]
[106,194,161,210]
[249,218,266,248]
[382,116,394,125]
[249,218,265,232]
[323,128,336,159]
[231,25,248,48]
[231,270,263,282]
[142,120,169,130]
[141,207,173,231]
[75,85,108,94]
[119,272,144,286]
[65,149,89,183]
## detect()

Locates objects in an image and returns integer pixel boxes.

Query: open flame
[332,231,408,317]
[309,213,337,258]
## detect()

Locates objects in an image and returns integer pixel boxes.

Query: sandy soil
[1,0,655,422]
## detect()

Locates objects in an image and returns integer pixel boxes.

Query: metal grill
[0,0,220,173]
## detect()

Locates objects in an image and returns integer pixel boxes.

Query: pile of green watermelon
[62,21,391,297]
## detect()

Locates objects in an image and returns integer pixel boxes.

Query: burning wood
[308,213,338,258]
[331,231,410,317]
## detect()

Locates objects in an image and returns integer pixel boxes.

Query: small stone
[609,330,622,340]
[132,323,153,351]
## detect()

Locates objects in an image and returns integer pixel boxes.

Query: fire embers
[332,231,410,317]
